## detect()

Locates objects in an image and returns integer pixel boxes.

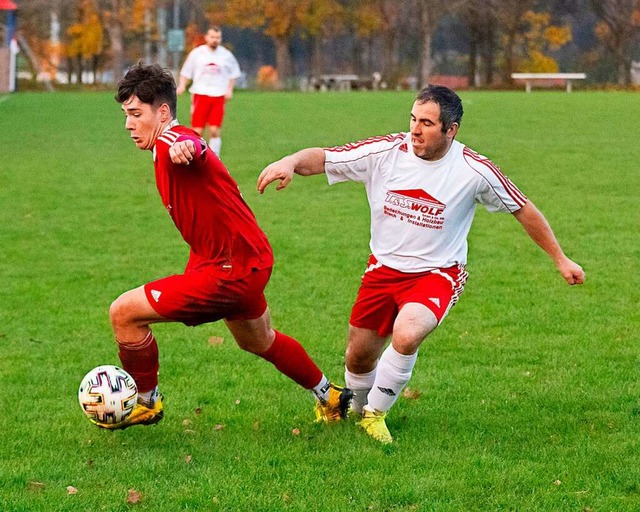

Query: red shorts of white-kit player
[350,255,468,338]
[191,94,226,129]
[144,267,271,326]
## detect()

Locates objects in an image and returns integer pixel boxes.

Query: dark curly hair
[115,63,177,118]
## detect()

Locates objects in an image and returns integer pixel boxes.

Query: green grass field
[0,89,638,511]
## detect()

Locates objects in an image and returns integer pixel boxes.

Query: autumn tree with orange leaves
[66,0,104,83]
[213,0,345,87]
[515,11,572,73]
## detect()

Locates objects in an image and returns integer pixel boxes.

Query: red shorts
[350,255,468,338]
[191,94,226,129]
[144,267,271,326]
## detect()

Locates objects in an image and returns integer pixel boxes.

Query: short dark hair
[415,85,463,132]
[115,63,177,118]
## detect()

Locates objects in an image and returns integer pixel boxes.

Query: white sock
[311,375,331,402]
[366,345,417,413]
[209,137,221,156]
[138,386,158,407]
[345,367,377,415]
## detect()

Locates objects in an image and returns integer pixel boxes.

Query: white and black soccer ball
[78,365,138,424]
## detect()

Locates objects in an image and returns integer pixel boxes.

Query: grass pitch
[0,89,639,511]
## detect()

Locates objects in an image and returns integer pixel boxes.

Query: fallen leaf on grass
[127,489,142,504]
[214,424,225,431]
[28,481,45,492]
[194,407,202,415]
[183,419,192,427]
[291,428,301,436]
[234,399,241,405]
[183,429,196,434]
[66,486,78,495]
[554,480,562,486]
[207,336,224,346]
[403,387,421,399]
[185,455,192,464]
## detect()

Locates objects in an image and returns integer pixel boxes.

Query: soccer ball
[78,365,138,424]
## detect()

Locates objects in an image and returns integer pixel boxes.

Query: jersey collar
[152,119,179,161]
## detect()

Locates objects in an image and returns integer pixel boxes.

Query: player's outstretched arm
[257,148,325,194]
[176,75,190,95]
[513,201,585,285]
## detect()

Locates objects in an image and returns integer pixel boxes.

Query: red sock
[117,331,159,393]
[258,330,323,389]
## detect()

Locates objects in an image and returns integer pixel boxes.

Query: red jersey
[153,123,273,278]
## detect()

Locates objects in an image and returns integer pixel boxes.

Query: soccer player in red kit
[93,63,351,430]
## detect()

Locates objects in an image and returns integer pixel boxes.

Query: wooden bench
[316,74,359,91]
[511,73,587,93]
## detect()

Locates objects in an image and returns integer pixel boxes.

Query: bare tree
[378,0,402,80]
[493,0,537,84]
[415,0,463,88]
[343,0,383,76]
[459,0,498,87]
[590,0,640,85]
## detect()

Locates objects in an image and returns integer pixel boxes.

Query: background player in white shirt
[176,26,241,156]
[257,85,585,444]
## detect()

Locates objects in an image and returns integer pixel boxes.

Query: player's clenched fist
[170,139,196,165]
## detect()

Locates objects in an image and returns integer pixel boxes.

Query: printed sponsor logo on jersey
[204,62,221,74]
[398,143,408,153]
[383,189,446,230]
[150,290,162,302]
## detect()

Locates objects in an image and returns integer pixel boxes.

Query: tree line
[12,0,640,88]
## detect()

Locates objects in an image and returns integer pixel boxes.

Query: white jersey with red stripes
[323,133,527,272]
[179,44,241,97]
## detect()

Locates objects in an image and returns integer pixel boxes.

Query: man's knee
[345,329,383,373]
[392,304,438,354]
[346,345,378,374]
[109,290,150,334]
[109,294,132,331]
[392,321,435,354]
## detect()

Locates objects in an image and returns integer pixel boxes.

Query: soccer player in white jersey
[176,26,241,156]
[257,85,585,444]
